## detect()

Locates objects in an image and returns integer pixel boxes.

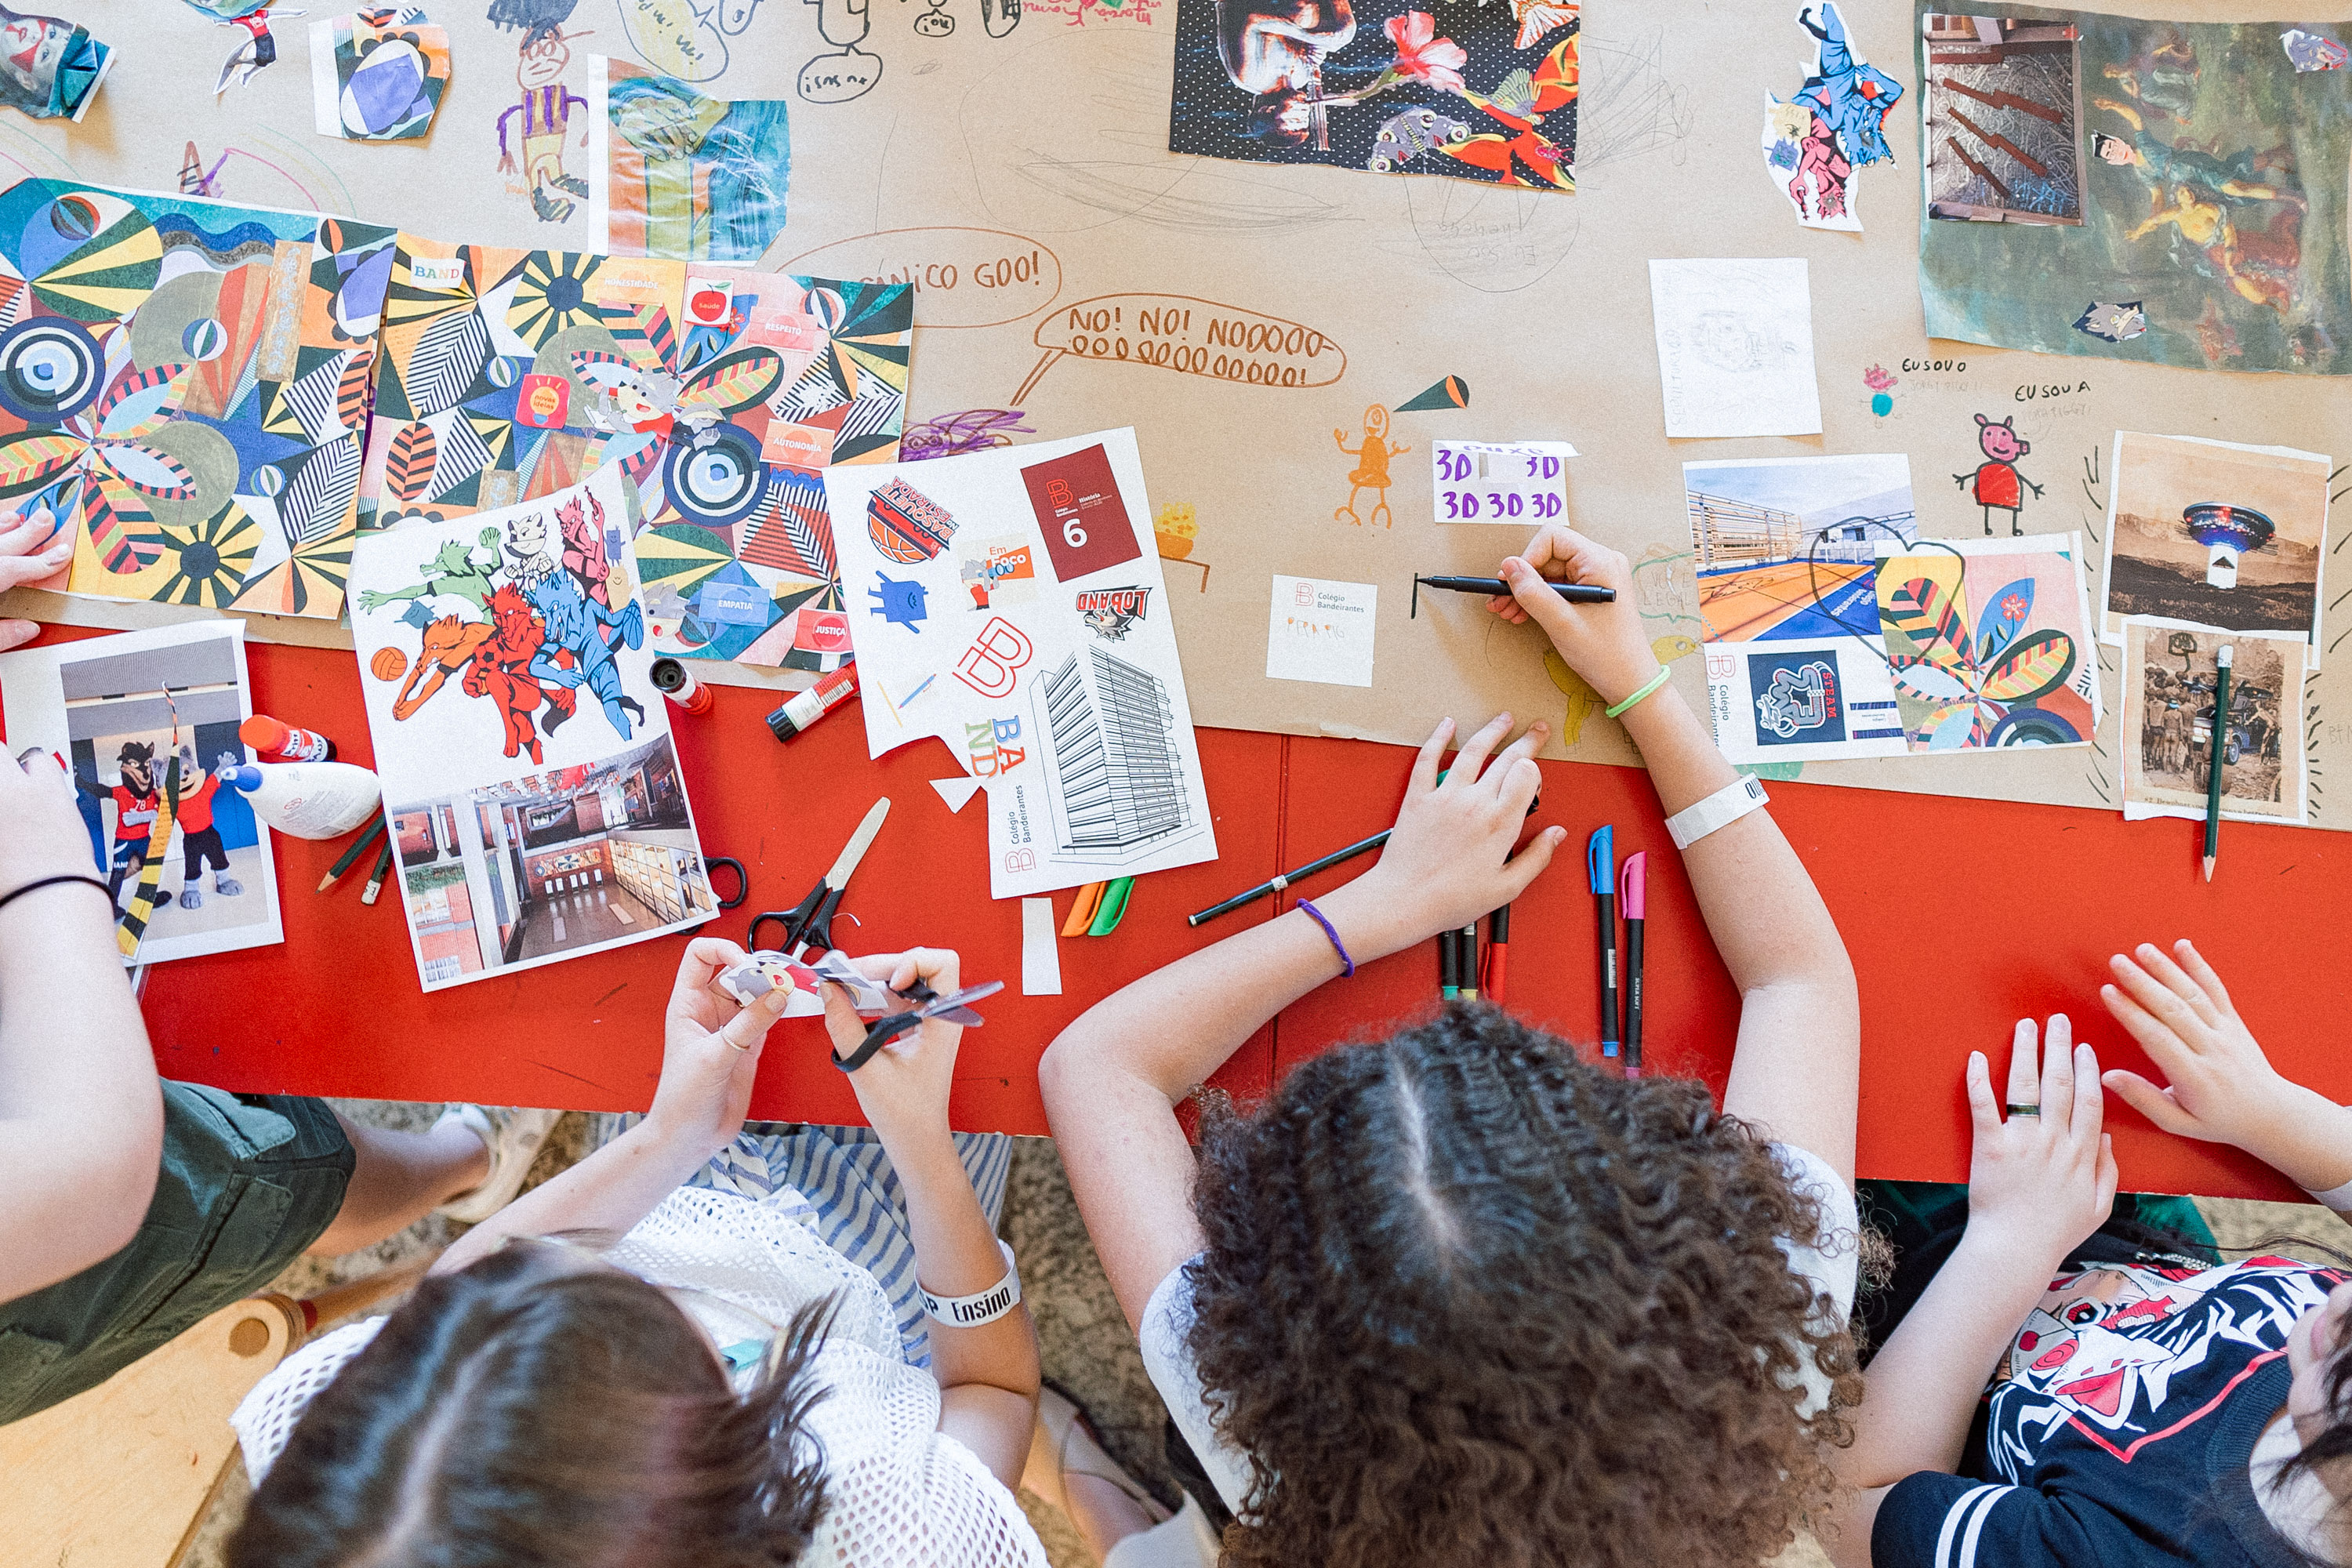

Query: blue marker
[1589,826,1618,1058]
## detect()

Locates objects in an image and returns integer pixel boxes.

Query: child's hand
[1485,525,1659,706]
[1341,713,1566,951]
[0,750,109,899]
[646,937,793,1156]
[0,503,64,653]
[1963,1015,2117,1272]
[2101,940,2352,1191]
[822,947,965,1145]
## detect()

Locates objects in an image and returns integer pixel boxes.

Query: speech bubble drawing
[1011,294,1348,405]
[782,227,1063,328]
[798,43,882,101]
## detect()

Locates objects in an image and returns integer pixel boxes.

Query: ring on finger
[2005,1102,2042,1118]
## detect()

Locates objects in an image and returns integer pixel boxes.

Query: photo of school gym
[390,735,714,986]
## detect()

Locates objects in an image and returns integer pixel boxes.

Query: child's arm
[2100,938,2352,1195]
[1819,1018,2116,1565]
[822,949,1040,1492]
[1039,715,1566,1328]
[0,753,162,1302]
[432,937,792,1274]
[1492,526,1860,1181]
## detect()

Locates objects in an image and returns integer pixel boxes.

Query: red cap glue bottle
[219,760,382,840]
[241,714,338,763]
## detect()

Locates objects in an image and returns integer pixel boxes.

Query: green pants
[0,1083,353,1425]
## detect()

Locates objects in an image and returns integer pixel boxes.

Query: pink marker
[1619,852,1647,1077]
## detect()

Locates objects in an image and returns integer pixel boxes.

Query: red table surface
[13,630,2343,1200]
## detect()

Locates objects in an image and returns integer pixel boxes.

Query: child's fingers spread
[2172,939,2234,1011]
[1965,1051,2000,1133]
[1501,824,1566,895]
[2100,984,2187,1061]
[2069,1041,2103,1142]
[1446,713,1514,783]
[2041,1013,2076,1113]
[2005,1018,2041,1112]
[2107,954,2201,1036]
[2100,1069,2194,1134]
[2134,942,2221,1025]
[1409,717,1454,793]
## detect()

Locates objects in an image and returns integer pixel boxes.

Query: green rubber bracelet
[1604,664,1673,720]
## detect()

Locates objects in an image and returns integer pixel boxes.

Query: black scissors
[809,949,1006,1073]
[705,856,748,911]
[749,797,889,959]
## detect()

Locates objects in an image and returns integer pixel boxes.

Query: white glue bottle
[220,761,382,840]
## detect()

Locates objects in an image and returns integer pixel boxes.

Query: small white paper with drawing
[1432,441,1577,524]
[347,467,720,993]
[0,621,283,967]
[822,428,1218,901]
[1268,576,1377,688]
[1649,259,1824,439]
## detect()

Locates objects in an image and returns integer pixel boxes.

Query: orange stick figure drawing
[1334,404,1407,528]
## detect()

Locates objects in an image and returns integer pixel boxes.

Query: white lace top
[230,1187,1048,1568]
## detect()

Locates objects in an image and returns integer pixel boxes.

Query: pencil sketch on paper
[1648,258,1822,439]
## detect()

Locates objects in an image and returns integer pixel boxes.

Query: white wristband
[1665,775,1769,851]
[920,1240,1023,1328]
[2308,1174,2352,1215]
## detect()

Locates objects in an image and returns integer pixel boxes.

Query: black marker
[1411,575,1617,618]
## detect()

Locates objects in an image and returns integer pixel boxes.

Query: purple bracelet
[1294,898,1355,978]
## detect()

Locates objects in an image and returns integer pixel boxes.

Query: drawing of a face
[504,512,554,578]
[115,742,154,794]
[1363,405,1389,440]
[0,13,67,88]
[2000,1266,2215,1425]
[2092,132,2138,166]
[516,28,572,87]
[1976,413,2027,462]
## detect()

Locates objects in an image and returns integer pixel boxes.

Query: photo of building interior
[391,735,715,986]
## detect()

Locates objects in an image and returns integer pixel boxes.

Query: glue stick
[241,713,338,763]
[766,665,859,742]
[651,656,713,715]
[220,760,382,840]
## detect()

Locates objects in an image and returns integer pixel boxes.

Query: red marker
[1482,903,1510,1004]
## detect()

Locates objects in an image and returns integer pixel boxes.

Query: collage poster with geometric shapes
[361,236,907,668]
[0,179,394,620]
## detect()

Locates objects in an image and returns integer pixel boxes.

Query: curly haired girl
[1040,523,1864,1567]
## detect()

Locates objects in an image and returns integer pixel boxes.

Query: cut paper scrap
[1919,10,2352,376]
[311,7,450,142]
[0,5,112,122]
[0,178,394,622]
[1020,896,1062,994]
[2118,619,2309,826]
[1268,575,1377,687]
[347,466,720,993]
[1761,2,1902,233]
[2283,28,2349,71]
[1397,375,1469,411]
[930,775,982,812]
[589,57,789,263]
[822,427,1218,901]
[1167,0,1579,190]
[1648,259,1822,438]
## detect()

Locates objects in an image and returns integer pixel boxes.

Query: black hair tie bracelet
[0,874,113,914]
